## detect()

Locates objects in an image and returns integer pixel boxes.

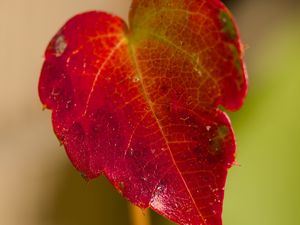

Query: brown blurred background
[1,1,300,225]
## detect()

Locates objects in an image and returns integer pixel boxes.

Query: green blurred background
[1,0,300,225]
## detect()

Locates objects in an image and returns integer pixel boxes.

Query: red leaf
[39,1,247,225]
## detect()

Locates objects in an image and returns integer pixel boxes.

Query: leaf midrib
[127,39,207,225]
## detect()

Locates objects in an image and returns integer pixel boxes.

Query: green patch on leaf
[219,11,237,40]
[209,125,229,155]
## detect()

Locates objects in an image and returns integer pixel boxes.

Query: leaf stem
[129,204,151,225]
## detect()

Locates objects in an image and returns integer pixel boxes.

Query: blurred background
[1,0,300,225]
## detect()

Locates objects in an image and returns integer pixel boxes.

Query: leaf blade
[39,1,247,225]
